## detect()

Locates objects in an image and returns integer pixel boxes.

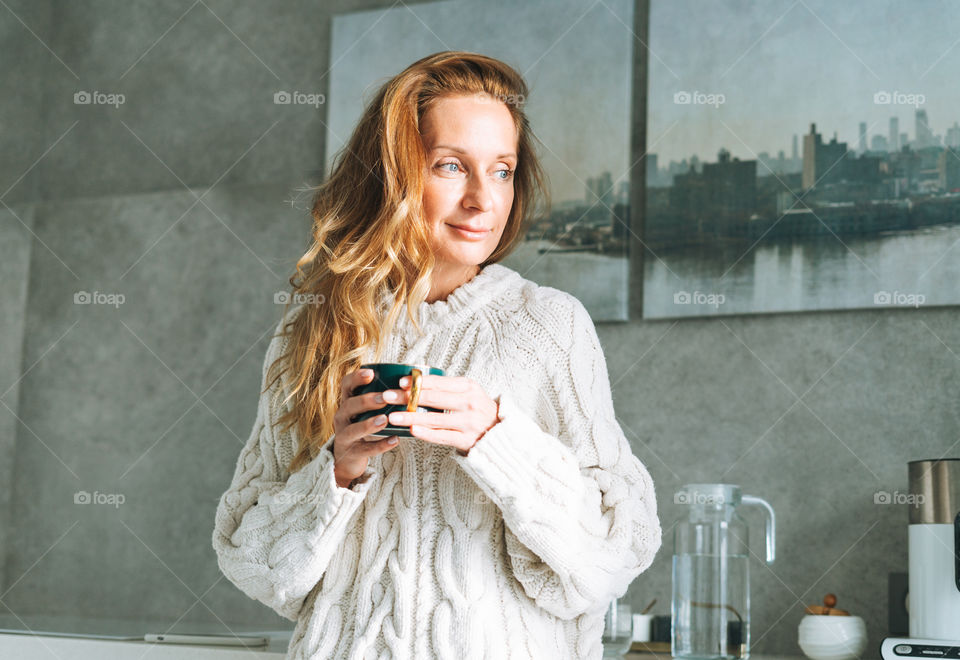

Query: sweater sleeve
[211,317,377,621]
[452,295,662,620]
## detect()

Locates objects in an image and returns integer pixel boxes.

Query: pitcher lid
[676,484,741,506]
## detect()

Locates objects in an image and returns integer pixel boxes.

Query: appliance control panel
[882,638,960,660]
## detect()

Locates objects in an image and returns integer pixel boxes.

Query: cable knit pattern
[212,262,662,659]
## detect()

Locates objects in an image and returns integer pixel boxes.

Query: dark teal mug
[350,363,445,438]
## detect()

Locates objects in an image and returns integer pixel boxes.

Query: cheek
[422,180,455,220]
[421,183,439,219]
[501,186,515,210]
[496,186,515,222]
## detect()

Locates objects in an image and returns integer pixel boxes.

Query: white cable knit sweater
[212,262,662,659]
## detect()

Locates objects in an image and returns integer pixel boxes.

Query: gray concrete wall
[1,0,957,656]
[610,305,959,651]
[0,0,51,207]
[6,183,308,627]
[0,203,36,597]
[0,0,54,606]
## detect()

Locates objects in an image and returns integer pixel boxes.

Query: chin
[439,247,494,268]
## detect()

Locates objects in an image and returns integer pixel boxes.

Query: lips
[448,223,489,232]
[446,223,491,241]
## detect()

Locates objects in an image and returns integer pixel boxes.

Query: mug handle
[405,368,422,412]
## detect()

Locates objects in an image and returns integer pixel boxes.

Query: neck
[426,262,481,303]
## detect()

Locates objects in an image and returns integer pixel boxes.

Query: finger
[398,387,472,412]
[341,368,373,403]
[388,410,463,430]
[334,380,365,427]
[382,387,465,413]
[341,390,391,421]
[408,425,462,446]
[354,434,397,453]
[371,436,400,454]
[342,413,388,444]
[399,374,471,393]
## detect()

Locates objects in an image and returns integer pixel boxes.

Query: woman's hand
[330,369,402,488]
[383,374,500,456]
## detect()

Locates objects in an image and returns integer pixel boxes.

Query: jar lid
[804,593,850,616]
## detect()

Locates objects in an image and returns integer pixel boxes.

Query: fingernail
[374,414,387,424]
[387,437,398,444]
[383,390,397,402]
[362,369,373,378]
[374,393,384,403]
[399,377,409,387]
[389,412,404,423]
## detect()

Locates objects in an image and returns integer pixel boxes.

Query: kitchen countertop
[622,640,811,659]
[625,654,804,659]
[0,633,289,658]
[0,615,821,659]
[0,632,814,659]
[0,613,290,657]
[0,630,824,660]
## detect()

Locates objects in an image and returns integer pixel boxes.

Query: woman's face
[419,93,518,272]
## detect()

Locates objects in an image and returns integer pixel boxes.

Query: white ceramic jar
[797,614,867,660]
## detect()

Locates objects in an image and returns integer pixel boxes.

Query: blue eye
[436,162,513,180]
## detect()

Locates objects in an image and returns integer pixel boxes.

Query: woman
[212,51,661,659]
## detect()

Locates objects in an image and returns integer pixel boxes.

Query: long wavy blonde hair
[268,51,550,473]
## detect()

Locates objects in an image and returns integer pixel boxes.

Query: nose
[462,173,493,213]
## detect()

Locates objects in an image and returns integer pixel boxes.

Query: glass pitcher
[671,484,775,660]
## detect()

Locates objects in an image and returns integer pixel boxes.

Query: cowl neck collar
[376,262,521,333]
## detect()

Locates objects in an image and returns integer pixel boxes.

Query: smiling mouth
[447,224,491,238]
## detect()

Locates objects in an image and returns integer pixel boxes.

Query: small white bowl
[797,615,867,660]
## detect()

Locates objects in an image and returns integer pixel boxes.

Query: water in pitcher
[671,484,775,660]
[672,553,749,659]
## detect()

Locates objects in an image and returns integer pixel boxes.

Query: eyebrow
[431,144,517,160]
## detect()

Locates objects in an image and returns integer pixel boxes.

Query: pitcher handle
[741,494,776,563]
